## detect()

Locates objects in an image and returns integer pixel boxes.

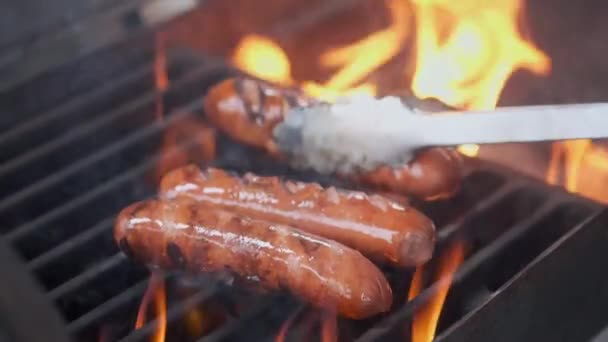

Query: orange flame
[155,32,169,121]
[184,307,207,338]
[135,273,167,342]
[546,140,608,203]
[232,1,413,102]
[275,307,305,342]
[301,0,410,101]
[410,0,551,110]
[408,241,465,342]
[232,35,293,85]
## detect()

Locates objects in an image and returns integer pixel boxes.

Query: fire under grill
[2,15,608,342]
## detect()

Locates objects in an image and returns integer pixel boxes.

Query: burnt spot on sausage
[167,242,186,268]
[119,238,134,258]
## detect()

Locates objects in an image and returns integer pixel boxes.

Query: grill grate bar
[0,87,157,178]
[437,182,519,242]
[7,131,207,250]
[198,296,285,342]
[0,107,197,215]
[49,252,126,300]
[0,57,157,148]
[450,200,563,284]
[355,199,569,342]
[27,216,114,271]
[119,285,221,342]
[5,160,153,242]
[66,277,151,334]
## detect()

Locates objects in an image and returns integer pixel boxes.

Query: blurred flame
[302,0,410,101]
[410,0,551,110]
[457,144,480,157]
[230,0,412,101]
[184,307,207,338]
[97,326,112,342]
[135,273,167,342]
[233,35,293,85]
[408,241,465,342]
[546,140,608,203]
[155,32,169,121]
[275,309,299,342]
[320,311,338,342]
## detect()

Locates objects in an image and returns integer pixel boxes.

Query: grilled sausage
[114,198,393,319]
[346,148,465,201]
[203,77,316,157]
[202,77,464,200]
[159,165,436,267]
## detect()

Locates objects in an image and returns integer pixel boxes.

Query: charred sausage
[159,164,436,267]
[114,198,393,319]
[202,76,464,200]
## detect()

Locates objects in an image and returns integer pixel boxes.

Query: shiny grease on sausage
[159,164,436,267]
[114,198,393,319]
[346,148,465,201]
[202,76,464,200]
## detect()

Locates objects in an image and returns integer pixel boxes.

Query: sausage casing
[348,148,465,201]
[114,198,393,319]
[159,164,436,267]
[203,77,464,200]
[203,77,316,156]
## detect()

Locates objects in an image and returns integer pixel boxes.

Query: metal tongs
[272,101,608,174]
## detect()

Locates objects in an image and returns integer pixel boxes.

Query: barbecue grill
[2,1,608,341]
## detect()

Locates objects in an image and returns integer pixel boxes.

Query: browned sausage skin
[202,76,464,200]
[347,148,465,201]
[114,198,393,319]
[203,77,316,157]
[159,164,436,267]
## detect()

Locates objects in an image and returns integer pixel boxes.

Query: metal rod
[274,101,608,175]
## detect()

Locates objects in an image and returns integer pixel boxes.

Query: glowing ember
[232,35,292,85]
[410,0,551,110]
[408,241,465,342]
[135,273,167,342]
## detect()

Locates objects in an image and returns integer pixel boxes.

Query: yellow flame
[134,273,167,342]
[410,0,551,110]
[232,35,293,85]
[230,0,412,101]
[457,144,480,157]
[409,241,465,342]
[547,140,608,203]
[304,0,411,99]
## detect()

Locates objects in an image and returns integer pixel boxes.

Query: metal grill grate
[1,32,606,342]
